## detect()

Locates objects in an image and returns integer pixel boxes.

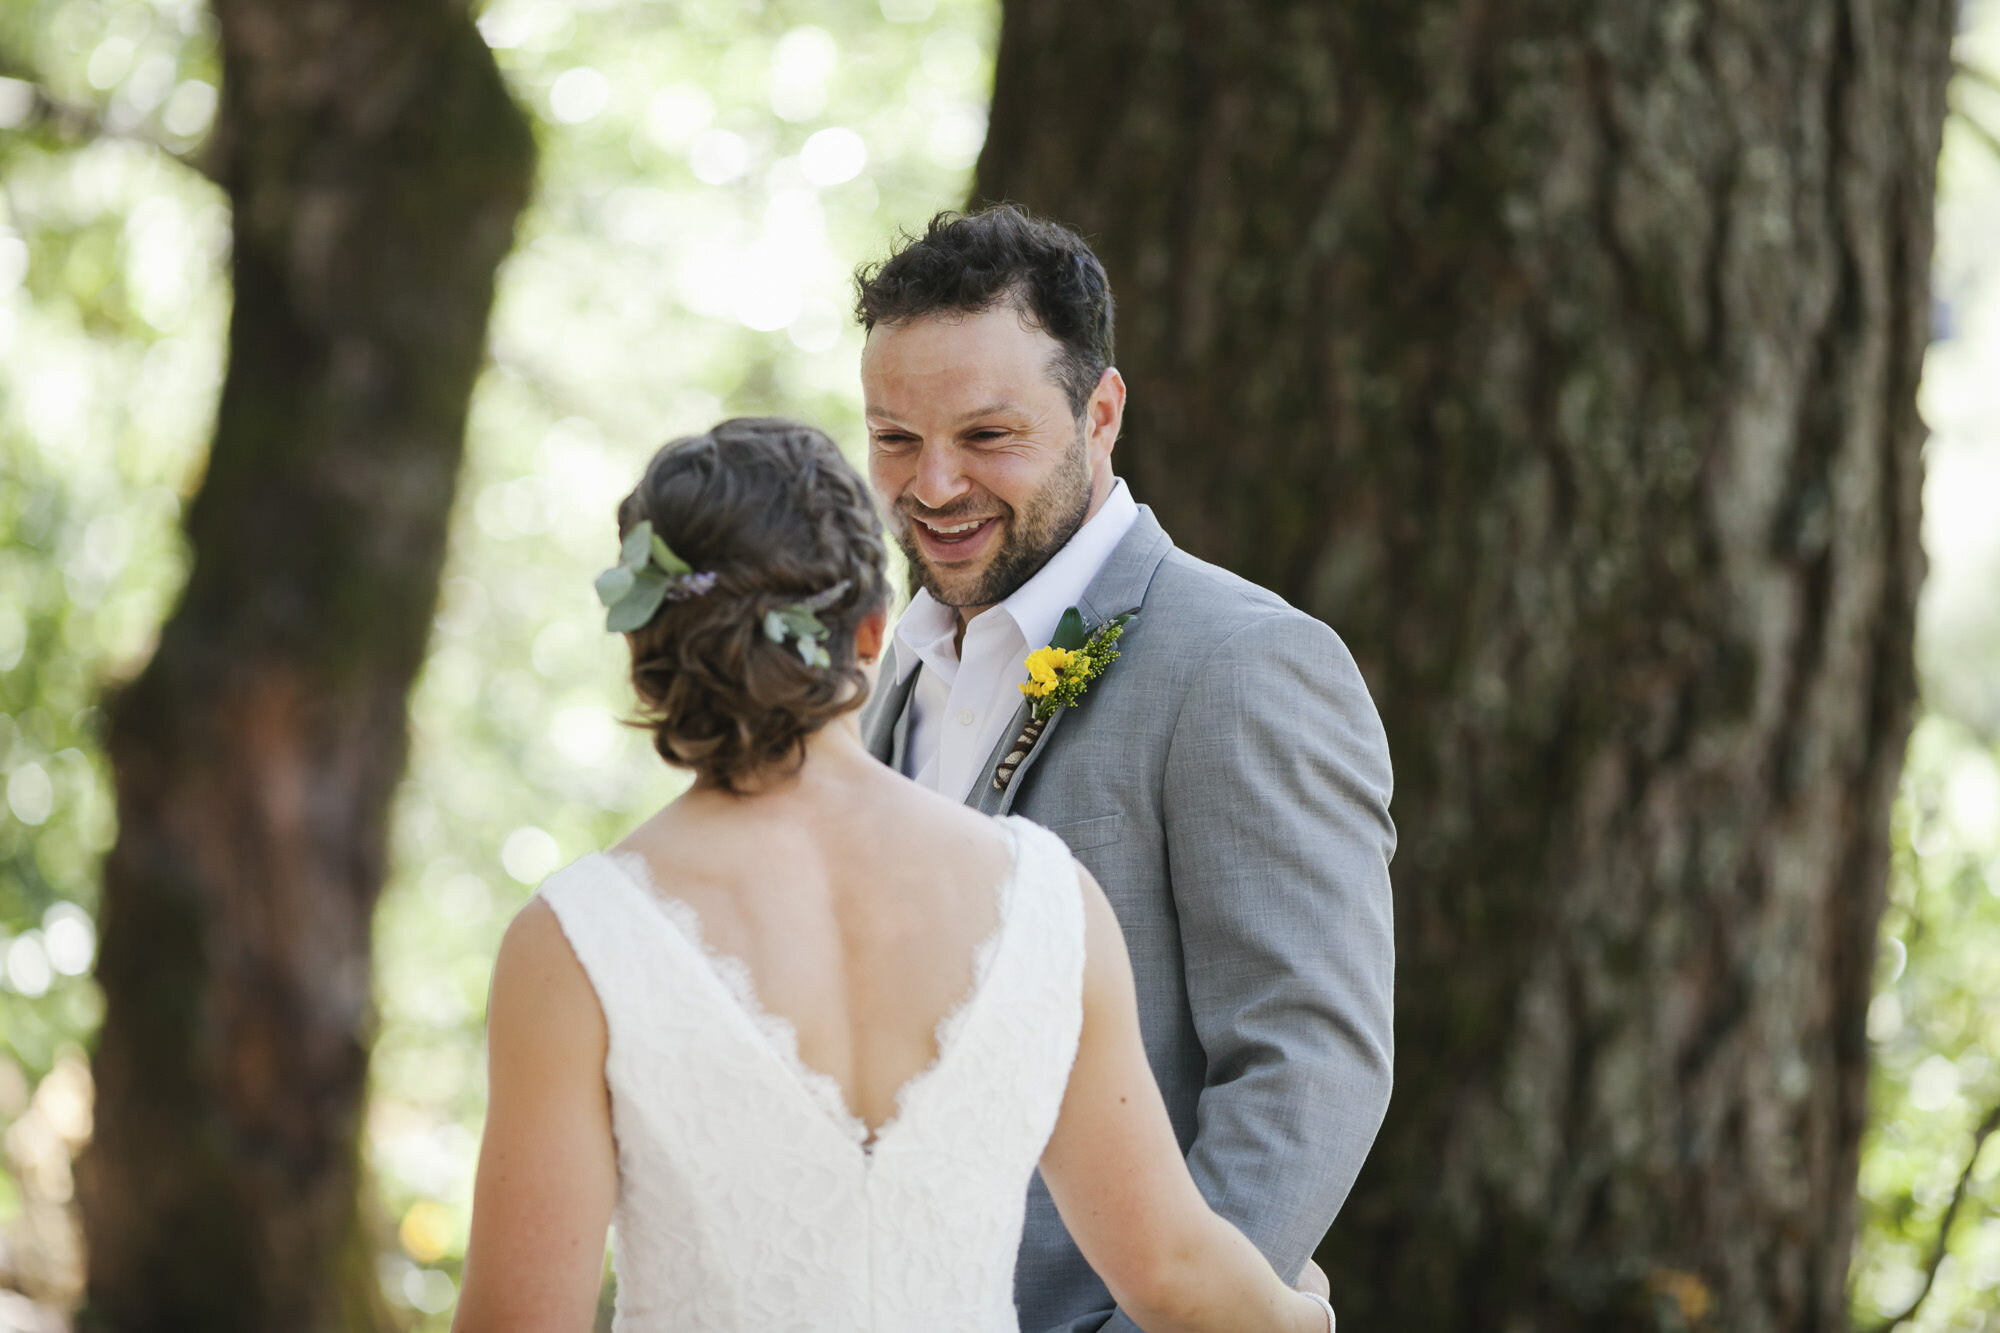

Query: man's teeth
[923,518,989,535]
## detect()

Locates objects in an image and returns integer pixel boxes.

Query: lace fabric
[538,814,1085,1333]
[601,861,872,1147]
[601,816,1022,1153]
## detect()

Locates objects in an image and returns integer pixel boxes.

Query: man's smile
[908,512,1004,563]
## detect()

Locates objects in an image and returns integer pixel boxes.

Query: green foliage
[1850,719,2000,1330]
[0,0,224,1304]
[3,0,1996,1329]
[1846,11,2000,1324]
[3,0,993,1320]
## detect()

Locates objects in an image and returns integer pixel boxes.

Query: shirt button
[955,709,975,726]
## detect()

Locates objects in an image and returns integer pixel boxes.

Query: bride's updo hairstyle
[614,418,889,791]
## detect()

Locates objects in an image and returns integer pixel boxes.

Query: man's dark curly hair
[852,204,1115,416]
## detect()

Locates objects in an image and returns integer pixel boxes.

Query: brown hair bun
[614,417,889,791]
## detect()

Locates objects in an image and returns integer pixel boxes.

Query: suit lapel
[969,696,1072,815]
[1077,504,1173,631]
[889,682,916,774]
[962,504,1176,813]
[861,642,920,769]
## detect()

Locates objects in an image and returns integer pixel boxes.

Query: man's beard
[896,429,1093,609]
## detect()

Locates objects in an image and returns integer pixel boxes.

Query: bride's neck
[685,715,879,802]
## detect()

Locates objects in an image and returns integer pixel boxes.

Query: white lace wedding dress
[535,814,1085,1333]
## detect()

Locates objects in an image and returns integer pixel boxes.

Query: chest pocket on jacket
[1047,813,1123,853]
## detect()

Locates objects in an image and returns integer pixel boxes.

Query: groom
[855,206,1396,1332]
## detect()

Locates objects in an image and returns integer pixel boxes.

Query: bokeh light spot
[549,67,610,124]
[501,826,561,885]
[6,934,52,998]
[161,80,216,138]
[646,84,715,150]
[399,1200,454,1263]
[403,1267,455,1315]
[689,128,753,184]
[42,904,95,977]
[800,127,868,187]
[6,763,53,827]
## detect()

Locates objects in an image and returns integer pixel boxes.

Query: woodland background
[0,0,1994,1329]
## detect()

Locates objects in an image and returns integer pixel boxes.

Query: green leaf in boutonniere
[994,609,1135,790]
[1050,606,1089,652]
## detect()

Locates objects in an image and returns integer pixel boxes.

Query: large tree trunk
[75,2,534,1328]
[978,2,1948,1328]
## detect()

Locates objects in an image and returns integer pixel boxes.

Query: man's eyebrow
[866,402,1028,428]
[958,402,1025,422]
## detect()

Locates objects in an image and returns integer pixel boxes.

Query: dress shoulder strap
[993,815,1088,987]
[998,817,1084,905]
[532,853,663,1025]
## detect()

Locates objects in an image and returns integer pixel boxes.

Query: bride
[451,418,1336,1333]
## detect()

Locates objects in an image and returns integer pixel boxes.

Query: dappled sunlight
[1,0,984,1323]
[1,0,1993,1327]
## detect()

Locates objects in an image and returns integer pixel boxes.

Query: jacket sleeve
[1098,610,1396,1330]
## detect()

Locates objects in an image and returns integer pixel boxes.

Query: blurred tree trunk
[75,2,534,1329]
[978,2,1949,1329]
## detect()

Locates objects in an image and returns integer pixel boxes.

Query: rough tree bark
[978,2,1949,1329]
[76,2,534,1329]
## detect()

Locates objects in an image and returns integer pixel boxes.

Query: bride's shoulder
[883,781,1009,848]
[492,893,603,1028]
[479,896,609,1113]
[993,817,1100,912]
[530,849,634,904]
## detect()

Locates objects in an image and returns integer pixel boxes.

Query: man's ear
[854,606,889,664]
[1084,367,1126,465]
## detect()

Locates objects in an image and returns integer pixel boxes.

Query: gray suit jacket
[861,505,1395,1333]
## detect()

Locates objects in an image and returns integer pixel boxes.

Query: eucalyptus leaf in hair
[594,565,636,605]
[649,531,692,576]
[605,570,671,633]
[762,580,851,668]
[596,520,713,632]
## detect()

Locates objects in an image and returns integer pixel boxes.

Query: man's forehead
[864,312,1066,400]
[864,298,1056,354]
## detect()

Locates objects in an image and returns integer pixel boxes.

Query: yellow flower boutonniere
[1017,614,1130,723]
[1020,645,1076,700]
[993,608,1134,791]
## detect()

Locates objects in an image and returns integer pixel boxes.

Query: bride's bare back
[612,753,1012,1138]
[457,727,1324,1333]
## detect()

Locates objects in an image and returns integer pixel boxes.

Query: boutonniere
[993,608,1134,790]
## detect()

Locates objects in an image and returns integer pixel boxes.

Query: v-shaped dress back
[535,814,1086,1333]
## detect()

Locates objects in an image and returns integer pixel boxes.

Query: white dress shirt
[893,479,1140,801]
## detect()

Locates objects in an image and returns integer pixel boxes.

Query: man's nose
[909,439,972,511]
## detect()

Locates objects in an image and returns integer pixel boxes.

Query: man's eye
[968,429,1007,442]
[872,433,916,448]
